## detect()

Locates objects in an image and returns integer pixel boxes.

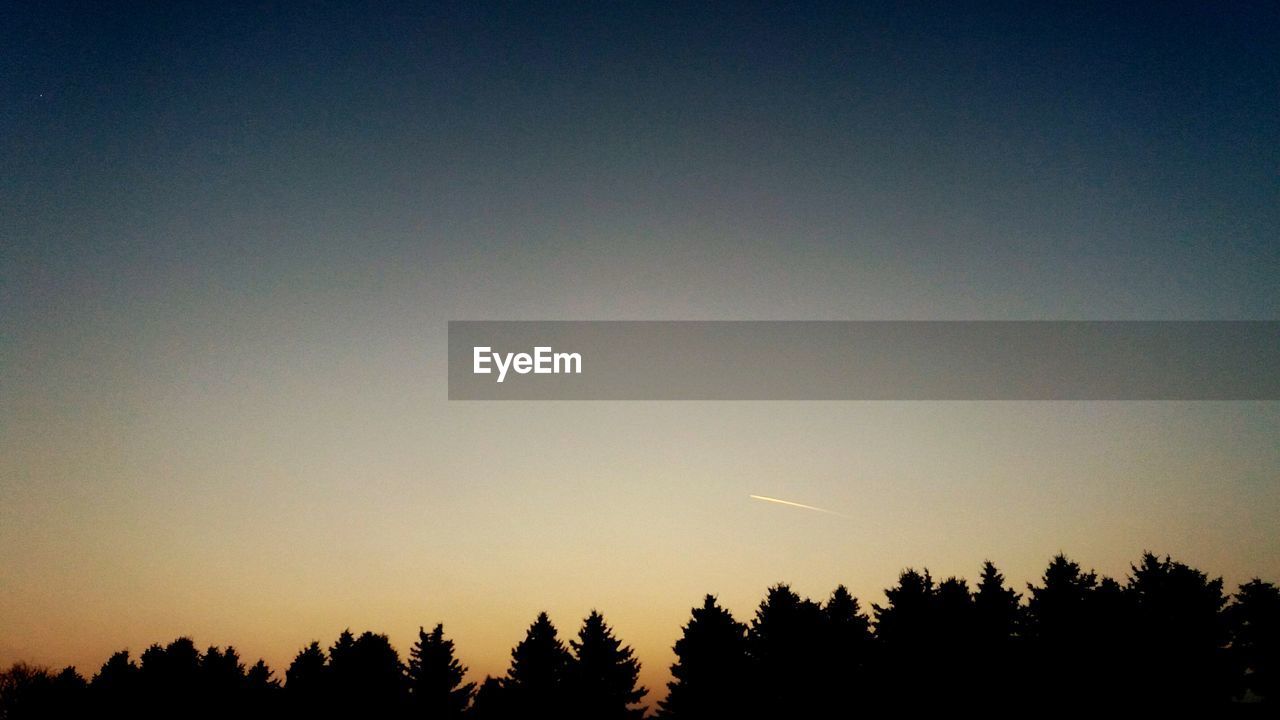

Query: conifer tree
[819,585,871,709]
[974,561,1020,644]
[138,638,201,716]
[504,612,571,716]
[1024,554,1103,702]
[284,640,327,712]
[467,676,509,719]
[972,561,1023,710]
[408,623,475,718]
[1229,579,1280,704]
[748,584,825,717]
[328,630,357,672]
[200,645,246,697]
[565,610,646,720]
[872,569,937,706]
[90,649,141,714]
[658,595,748,719]
[1126,552,1232,709]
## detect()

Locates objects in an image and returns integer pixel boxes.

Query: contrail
[749,494,848,518]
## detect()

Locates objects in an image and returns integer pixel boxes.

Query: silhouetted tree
[242,659,281,719]
[199,645,245,712]
[329,629,356,665]
[408,623,475,718]
[0,663,87,720]
[869,569,980,707]
[284,640,328,715]
[658,594,749,719]
[972,561,1023,709]
[1126,552,1232,709]
[818,585,872,709]
[1229,579,1280,704]
[565,611,646,720]
[872,568,938,705]
[934,576,976,698]
[327,631,407,717]
[1023,554,1132,704]
[747,583,826,717]
[6,551,1277,715]
[245,659,277,689]
[89,639,276,720]
[973,561,1020,646]
[1025,554,1097,635]
[504,612,571,717]
[90,650,140,713]
[467,676,509,719]
[1095,574,1141,705]
[874,568,936,647]
[139,637,201,718]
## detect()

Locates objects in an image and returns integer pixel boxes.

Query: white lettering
[554,351,581,374]
[473,346,582,383]
[494,350,513,383]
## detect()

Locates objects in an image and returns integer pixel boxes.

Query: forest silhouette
[2,552,1278,718]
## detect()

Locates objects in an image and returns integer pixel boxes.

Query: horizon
[7,548,1274,709]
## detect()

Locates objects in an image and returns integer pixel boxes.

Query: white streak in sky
[749,494,848,518]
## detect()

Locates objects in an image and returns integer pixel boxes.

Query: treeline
[2,552,1278,718]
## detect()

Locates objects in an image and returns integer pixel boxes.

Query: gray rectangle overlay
[448,321,1279,400]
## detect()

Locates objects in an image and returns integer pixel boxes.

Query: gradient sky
[2,1,1278,703]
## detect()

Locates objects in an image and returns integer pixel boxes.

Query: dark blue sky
[4,1,1277,326]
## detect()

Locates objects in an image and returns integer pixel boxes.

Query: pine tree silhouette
[658,595,749,719]
[934,576,976,700]
[565,610,646,720]
[1229,578,1280,704]
[974,561,1020,646]
[243,658,281,718]
[195,645,243,718]
[504,612,571,717]
[972,561,1022,710]
[408,623,475,718]
[4,551,1275,716]
[329,629,356,671]
[467,676,510,719]
[1093,574,1136,704]
[325,629,360,717]
[819,585,871,710]
[1024,554,1109,703]
[245,659,277,689]
[139,638,201,718]
[1126,552,1232,709]
[747,583,826,717]
[284,639,328,715]
[0,663,88,719]
[872,568,937,705]
[90,649,140,714]
[353,632,408,715]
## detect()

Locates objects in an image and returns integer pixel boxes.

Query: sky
[2,1,1278,703]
